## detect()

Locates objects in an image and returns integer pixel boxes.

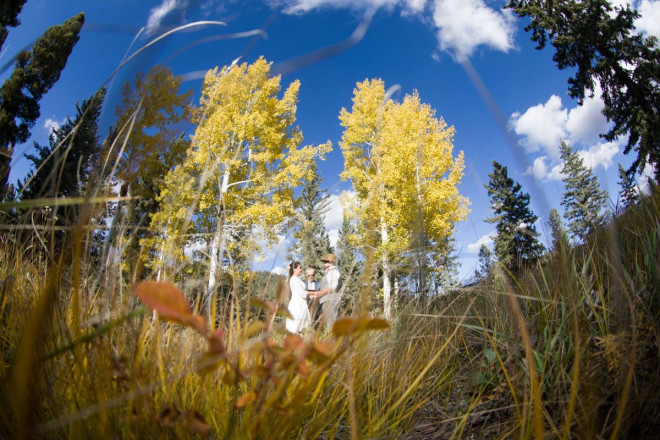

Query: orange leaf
[307,341,333,363]
[283,334,304,351]
[134,281,207,334]
[332,318,358,336]
[236,391,256,408]
[185,410,211,438]
[296,359,310,377]
[207,330,226,355]
[357,317,390,332]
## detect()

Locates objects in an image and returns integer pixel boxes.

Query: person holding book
[304,268,319,291]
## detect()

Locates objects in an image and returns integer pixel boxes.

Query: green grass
[1,191,659,438]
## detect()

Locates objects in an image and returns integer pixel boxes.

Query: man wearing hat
[312,253,342,330]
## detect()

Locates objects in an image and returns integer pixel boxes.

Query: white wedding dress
[286,276,311,333]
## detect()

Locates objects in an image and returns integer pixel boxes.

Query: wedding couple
[286,254,341,334]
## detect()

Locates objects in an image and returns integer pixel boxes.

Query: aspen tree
[146,57,330,310]
[339,79,468,318]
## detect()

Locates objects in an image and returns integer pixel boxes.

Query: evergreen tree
[507,0,660,180]
[336,211,361,300]
[17,88,104,254]
[101,65,192,277]
[548,208,569,253]
[0,13,85,200]
[474,243,493,281]
[0,0,28,50]
[21,88,105,201]
[617,163,639,210]
[287,161,333,273]
[559,141,609,243]
[486,161,544,275]
[434,235,460,293]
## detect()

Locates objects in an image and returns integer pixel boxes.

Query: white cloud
[145,0,188,35]
[324,191,353,247]
[43,118,63,134]
[254,233,287,264]
[578,141,620,170]
[272,0,399,13]
[467,232,494,253]
[268,0,515,59]
[638,163,656,194]
[566,86,609,145]
[510,95,567,157]
[271,266,288,276]
[526,156,564,181]
[526,141,620,181]
[637,0,660,39]
[431,0,516,60]
[323,193,344,232]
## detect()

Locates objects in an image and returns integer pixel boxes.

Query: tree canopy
[0,12,85,200]
[340,78,469,316]
[559,141,609,243]
[507,0,660,180]
[486,161,544,275]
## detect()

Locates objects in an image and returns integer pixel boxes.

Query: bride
[286,262,311,333]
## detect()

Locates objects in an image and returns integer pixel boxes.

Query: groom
[312,253,342,331]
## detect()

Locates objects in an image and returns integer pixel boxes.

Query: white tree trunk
[381,220,391,319]
[206,217,222,301]
[206,168,230,313]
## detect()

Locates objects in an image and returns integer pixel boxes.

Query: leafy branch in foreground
[132,279,389,439]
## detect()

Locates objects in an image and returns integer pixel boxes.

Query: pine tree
[617,163,639,210]
[559,141,609,243]
[0,13,85,200]
[16,88,104,254]
[21,88,105,201]
[434,235,460,293]
[508,0,660,180]
[99,65,192,278]
[287,161,333,273]
[548,208,569,253]
[0,0,28,50]
[336,211,361,301]
[486,161,544,275]
[474,243,493,281]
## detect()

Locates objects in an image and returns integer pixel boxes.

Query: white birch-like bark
[381,219,391,319]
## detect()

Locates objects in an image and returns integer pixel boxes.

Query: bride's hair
[288,261,302,280]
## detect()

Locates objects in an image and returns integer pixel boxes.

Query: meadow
[1,188,658,439]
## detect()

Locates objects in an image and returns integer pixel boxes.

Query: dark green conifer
[486,161,544,275]
[0,12,85,200]
[559,141,609,243]
[617,163,639,210]
[507,0,660,180]
[474,243,493,281]
[548,208,569,253]
[21,88,105,201]
[287,161,333,273]
[0,0,28,50]
[336,211,361,298]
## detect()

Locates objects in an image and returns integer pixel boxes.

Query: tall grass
[1,191,658,438]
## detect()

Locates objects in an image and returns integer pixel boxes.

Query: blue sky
[2,0,659,280]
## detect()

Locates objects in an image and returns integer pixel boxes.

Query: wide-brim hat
[320,253,337,264]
